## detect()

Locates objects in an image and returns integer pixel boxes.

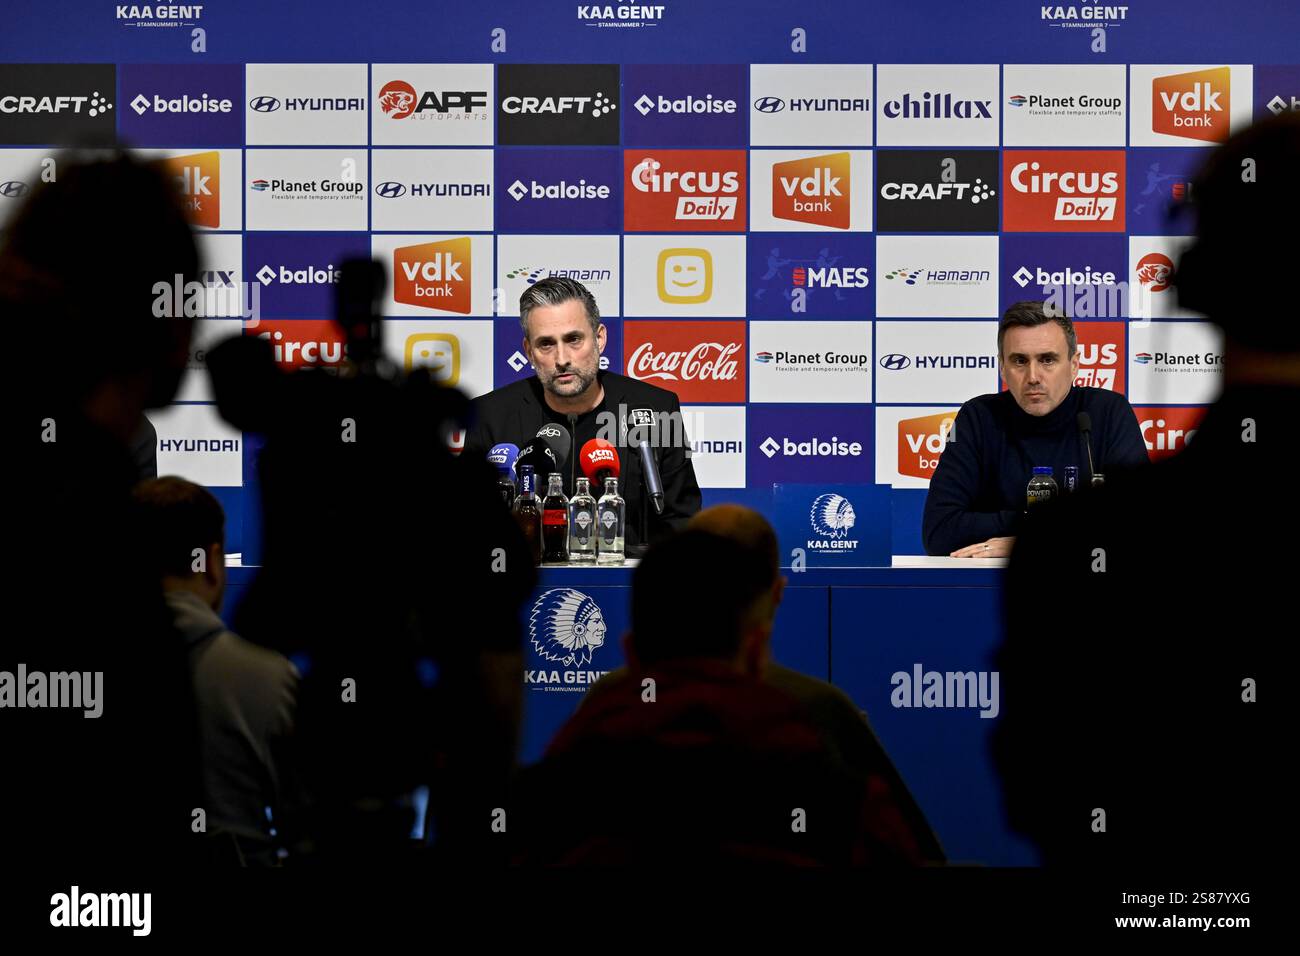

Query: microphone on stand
[1077,412,1104,487]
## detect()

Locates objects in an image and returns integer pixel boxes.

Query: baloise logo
[497,64,620,146]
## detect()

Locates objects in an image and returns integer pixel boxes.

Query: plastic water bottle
[1026,466,1059,508]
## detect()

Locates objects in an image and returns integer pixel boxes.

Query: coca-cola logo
[626,341,741,382]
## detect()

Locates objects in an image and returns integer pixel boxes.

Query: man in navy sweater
[922,302,1148,557]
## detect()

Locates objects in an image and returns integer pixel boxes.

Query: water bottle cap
[1032,466,1053,475]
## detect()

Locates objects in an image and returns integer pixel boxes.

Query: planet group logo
[529,588,608,669]
[809,493,856,541]
[393,237,472,313]
[624,149,747,231]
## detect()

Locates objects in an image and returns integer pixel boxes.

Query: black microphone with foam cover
[533,422,571,470]
[517,436,559,478]
[1077,411,1101,485]
[637,439,664,516]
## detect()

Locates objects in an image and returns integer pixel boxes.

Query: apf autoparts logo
[117,3,203,27]
[1135,252,1174,292]
[377,80,488,121]
[808,493,858,550]
[578,4,665,27]
[526,588,611,691]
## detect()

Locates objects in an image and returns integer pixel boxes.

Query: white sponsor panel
[749,321,872,403]
[875,321,999,404]
[680,405,746,488]
[370,233,494,317]
[874,405,960,489]
[748,149,873,232]
[0,149,56,228]
[1003,64,1127,146]
[876,64,1000,147]
[246,63,368,145]
[1128,235,1199,319]
[151,404,243,487]
[1128,321,1224,405]
[749,64,873,147]
[1129,64,1254,148]
[875,235,999,317]
[623,234,746,317]
[246,148,368,231]
[380,319,495,398]
[371,148,493,232]
[191,233,244,318]
[371,64,494,146]
[175,318,242,403]
[496,234,620,317]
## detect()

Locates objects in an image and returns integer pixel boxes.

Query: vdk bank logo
[393,238,472,313]
[1152,67,1231,143]
[772,152,851,229]
[157,151,220,228]
[808,493,858,550]
[526,588,611,689]
[897,412,955,481]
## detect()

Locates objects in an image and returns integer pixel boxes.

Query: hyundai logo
[374,181,407,198]
[879,354,911,370]
[249,96,281,112]
[754,96,785,113]
[0,180,28,199]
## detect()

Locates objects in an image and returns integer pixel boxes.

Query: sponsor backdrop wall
[5,0,1297,868]
[3,1,1296,555]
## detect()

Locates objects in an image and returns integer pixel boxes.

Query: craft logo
[624,149,746,231]
[807,493,858,551]
[1152,67,1231,143]
[526,588,611,691]
[773,152,850,229]
[377,80,488,121]
[158,151,220,228]
[405,333,460,384]
[897,411,955,480]
[0,65,117,144]
[1003,149,1125,232]
[875,150,1000,232]
[393,238,472,313]
[497,65,620,146]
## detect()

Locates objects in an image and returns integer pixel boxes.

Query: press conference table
[222,554,1034,866]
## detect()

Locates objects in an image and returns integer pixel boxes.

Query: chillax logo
[897,411,956,480]
[772,152,850,229]
[157,150,219,228]
[405,332,460,384]
[1153,67,1231,143]
[393,238,472,313]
